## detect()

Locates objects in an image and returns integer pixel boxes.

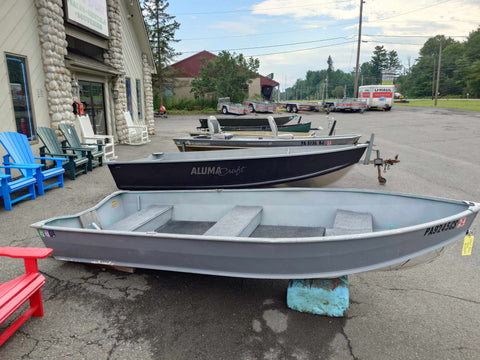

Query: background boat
[199,115,296,127]
[174,133,361,151]
[209,121,312,133]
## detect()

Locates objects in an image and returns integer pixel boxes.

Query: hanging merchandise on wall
[72,101,85,116]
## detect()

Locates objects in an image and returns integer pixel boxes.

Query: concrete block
[287,276,349,317]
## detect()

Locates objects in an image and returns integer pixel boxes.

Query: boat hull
[190,130,312,137]
[31,189,480,279]
[199,115,294,127]
[107,145,368,190]
[219,122,312,133]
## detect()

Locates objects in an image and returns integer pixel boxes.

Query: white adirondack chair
[124,111,149,145]
[77,115,117,160]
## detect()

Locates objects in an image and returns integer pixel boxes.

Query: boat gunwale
[106,144,369,165]
[30,188,480,244]
[174,134,362,142]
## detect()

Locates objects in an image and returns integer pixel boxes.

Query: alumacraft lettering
[190,166,246,176]
[424,220,459,236]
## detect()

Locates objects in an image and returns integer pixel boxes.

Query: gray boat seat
[325,209,373,236]
[268,116,294,139]
[104,205,173,232]
[207,116,233,140]
[204,206,263,237]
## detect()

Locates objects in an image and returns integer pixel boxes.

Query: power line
[181,25,335,41]
[371,0,453,22]
[249,41,356,57]
[181,36,354,54]
[171,0,352,16]
[363,34,468,39]
[364,40,425,46]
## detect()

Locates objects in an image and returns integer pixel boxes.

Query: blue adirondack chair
[0,165,37,211]
[0,132,65,196]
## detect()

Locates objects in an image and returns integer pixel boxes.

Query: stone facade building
[0,0,155,155]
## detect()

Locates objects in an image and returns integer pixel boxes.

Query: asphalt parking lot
[1,106,480,359]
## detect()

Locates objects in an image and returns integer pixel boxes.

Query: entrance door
[79,81,107,135]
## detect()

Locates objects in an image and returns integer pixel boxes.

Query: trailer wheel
[286,105,292,112]
[222,106,228,114]
[385,106,391,111]
[292,105,298,113]
[248,104,255,113]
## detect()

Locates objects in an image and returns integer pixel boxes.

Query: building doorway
[79,81,106,135]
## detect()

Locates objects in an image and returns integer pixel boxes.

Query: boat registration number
[423,217,467,236]
[301,140,332,146]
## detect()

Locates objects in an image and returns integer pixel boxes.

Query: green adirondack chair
[36,127,89,180]
[0,132,65,200]
[59,123,104,171]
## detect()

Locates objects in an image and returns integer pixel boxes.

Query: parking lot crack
[377,285,480,305]
[340,326,358,360]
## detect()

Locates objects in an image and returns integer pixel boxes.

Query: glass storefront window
[136,79,142,119]
[125,77,132,116]
[6,55,35,140]
[79,81,107,135]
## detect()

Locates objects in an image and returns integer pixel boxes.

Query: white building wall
[248,78,261,98]
[119,0,145,122]
[0,1,49,140]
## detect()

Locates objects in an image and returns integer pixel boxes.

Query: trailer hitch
[373,150,400,184]
[362,134,400,184]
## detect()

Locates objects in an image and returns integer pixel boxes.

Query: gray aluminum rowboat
[175,116,360,152]
[31,188,479,279]
[174,134,361,152]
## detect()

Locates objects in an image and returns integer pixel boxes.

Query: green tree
[143,0,180,106]
[401,35,461,98]
[327,56,334,73]
[462,27,480,96]
[371,45,388,82]
[190,51,260,103]
[359,46,401,85]
[463,27,480,62]
[332,86,344,98]
[359,62,375,85]
[387,50,402,73]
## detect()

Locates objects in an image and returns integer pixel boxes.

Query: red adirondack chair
[0,247,53,347]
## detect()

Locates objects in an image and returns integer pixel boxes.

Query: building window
[136,79,142,119]
[125,77,132,116]
[6,55,35,140]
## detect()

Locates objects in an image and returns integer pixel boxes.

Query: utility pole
[434,42,442,106]
[353,0,365,99]
[326,74,329,100]
[431,58,436,100]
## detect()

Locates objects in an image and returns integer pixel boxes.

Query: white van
[358,85,395,110]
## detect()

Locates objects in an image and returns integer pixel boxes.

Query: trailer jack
[361,134,400,184]
[373,150,400,184]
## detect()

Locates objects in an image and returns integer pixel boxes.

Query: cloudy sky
[168,0,479,90]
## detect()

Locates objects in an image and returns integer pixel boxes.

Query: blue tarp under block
[287,276,349,317]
